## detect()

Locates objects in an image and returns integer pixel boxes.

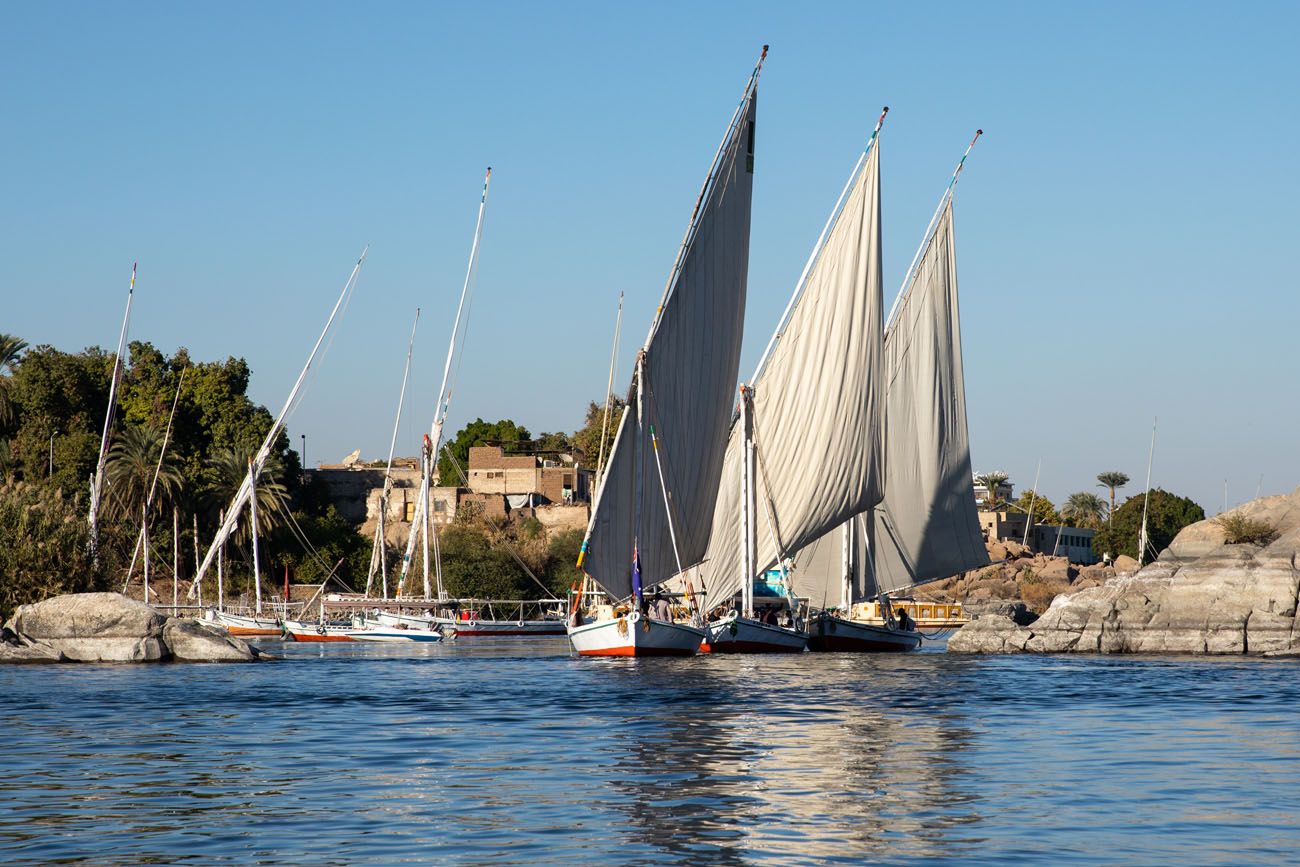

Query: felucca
[567,47,765,657]
[190,249,368,634]
[806,132,989,652]
[695,107,889,654]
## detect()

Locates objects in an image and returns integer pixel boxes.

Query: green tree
[1096,471,1130,521]
[437,418,531,484]
[104,423,184,521]
[437,522,535,599]
[975,471,1010,509]
[1061,491,1108,529]
[6,344,112,489]
[545,527,585,595]
[571,397,626,473]
[0,334,27,431]
[202,447,287,546]
[1012,489,1061,526]
[1092,488,1205,560]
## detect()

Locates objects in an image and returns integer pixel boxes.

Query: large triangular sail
[578,52,764,602]
[698,119,885,607]
[867,199,988,595]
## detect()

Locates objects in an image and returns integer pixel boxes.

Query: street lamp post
[301,434,307,472]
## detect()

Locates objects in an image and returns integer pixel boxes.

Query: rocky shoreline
[948,487,1300,656]
[2,592,265,664]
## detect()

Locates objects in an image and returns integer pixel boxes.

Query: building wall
[979,509,1029,543]
[1032,525,1099,565]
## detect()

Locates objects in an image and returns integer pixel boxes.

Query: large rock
[948,487,1300,655]
[3,592,262,663]
[0,628,65,664]
[6,593,169,662]
[163,619,260,662]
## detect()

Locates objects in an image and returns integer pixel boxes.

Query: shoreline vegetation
[0,335,621,621]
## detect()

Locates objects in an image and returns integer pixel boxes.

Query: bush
[0,479,115,620]
[1213,513,1279,546]
[1020,576,1070,614]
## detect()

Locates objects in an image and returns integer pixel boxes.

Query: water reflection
[599,654,983,863]
[2,644,1298,864]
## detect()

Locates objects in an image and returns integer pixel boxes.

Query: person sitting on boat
[896,607,914,631]
[650,591,673,622]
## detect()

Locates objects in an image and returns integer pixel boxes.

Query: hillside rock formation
[949,487,1300,655]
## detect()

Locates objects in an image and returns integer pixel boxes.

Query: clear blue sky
[4,2,1297,514]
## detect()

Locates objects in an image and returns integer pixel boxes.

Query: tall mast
[1137,418,1157,567]
[398,169,492,590]
[595,292,623,484]
[191,248,368,596]
[739,386,756,619]
[367,308,420,597]
[428,167,492,482]
[248,459,263,615]
[89,262,136,559]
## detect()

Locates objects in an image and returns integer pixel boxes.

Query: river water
[2,639,1298,865]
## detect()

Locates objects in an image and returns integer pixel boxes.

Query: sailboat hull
[374,609,565,636]
[282,619,358,642]
[567,611,704,657]
[807,614,920,652]
[212,611,282,637]
[705,614,806,653]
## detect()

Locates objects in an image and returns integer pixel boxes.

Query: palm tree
[0,334,27,428]
[975,471,1010,509]
[1062,491,1108,529]
[1096,471,1129,520]
[204,446,287,546]
[105,424,183,521]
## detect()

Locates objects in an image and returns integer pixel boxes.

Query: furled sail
[868,200,988,594]
[579,65,761,601]
[698,134,884,604]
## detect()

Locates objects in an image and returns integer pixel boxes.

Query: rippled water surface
[3,639,1299,865]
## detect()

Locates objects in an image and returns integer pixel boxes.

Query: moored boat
[567,48,765,658]
[282,618,360,642]
[705,609,806,654]
[568,608,704,657]
[212,610,282,637]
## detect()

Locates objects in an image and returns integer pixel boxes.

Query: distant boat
[212,610,282,637]
[568,48,765,657]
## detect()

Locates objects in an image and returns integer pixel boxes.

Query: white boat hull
[212,611,282,637]
[567,611,703,657]
[282,619,360,643]
[704,613,806,653]
[373,610,565,636]
[351,623,444,643]
[807,614,921,652]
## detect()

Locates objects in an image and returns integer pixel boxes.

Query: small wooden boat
[212,610,282,637]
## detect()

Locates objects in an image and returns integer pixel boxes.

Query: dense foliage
[1092,488,1206,560]
[0,336,345,610]
[0,479,124,620]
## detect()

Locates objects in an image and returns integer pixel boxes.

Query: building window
[434,501,446,513]
[404,501,416,522]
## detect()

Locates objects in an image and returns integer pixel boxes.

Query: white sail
[578,61,761,601]
[397,168,491,597]
[190,249,367,598]
[698,132,884,605]
[867,201,988,594]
